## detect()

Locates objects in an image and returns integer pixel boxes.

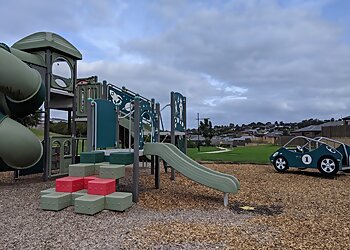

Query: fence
[322,125,350,138]
[276,136,304,146]
[274,125,350,146]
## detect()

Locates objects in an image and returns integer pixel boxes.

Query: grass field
[187,144,280,164]
[30,128,63,140]
[29,128,278,163]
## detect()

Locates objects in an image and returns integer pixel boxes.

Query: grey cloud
[0,0,125,47]
[2,0,350,127]
[118,1,350,125]
[78,60,223,127]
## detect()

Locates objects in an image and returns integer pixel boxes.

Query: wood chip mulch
[1,163,349,249]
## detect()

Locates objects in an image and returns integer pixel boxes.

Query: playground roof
[12,32,82,60]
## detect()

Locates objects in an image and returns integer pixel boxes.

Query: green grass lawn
[187,144,280,164]
[29,127,278,163]
[30,128,63,140]
[30,128,87,154]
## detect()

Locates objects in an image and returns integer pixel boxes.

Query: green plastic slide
[143,143,239,194]
[0,47,45,169]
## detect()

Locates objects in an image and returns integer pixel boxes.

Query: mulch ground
[0,164,349,249]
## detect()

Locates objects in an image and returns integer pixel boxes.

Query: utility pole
[197,113,200,152]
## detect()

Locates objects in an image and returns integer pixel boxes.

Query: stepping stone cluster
[40,151,134,215]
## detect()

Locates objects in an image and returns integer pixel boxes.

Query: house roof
[265,131,283,137]
[293,125,323,133]
[293,121,343,133]
[188,135,205,141]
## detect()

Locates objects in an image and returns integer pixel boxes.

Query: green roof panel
[12,32,82,60]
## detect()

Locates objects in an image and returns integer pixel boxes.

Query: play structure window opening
[52,57,72,89]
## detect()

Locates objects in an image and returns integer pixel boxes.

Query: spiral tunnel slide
[0,47,45,169]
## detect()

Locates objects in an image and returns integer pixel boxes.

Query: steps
[40,151,133,215]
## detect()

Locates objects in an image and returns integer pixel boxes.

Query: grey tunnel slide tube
[0,47,45,169]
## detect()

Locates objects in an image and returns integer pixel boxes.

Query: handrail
[283,135,344,160]
[315,136,349,165]
[91,100,98,151]
[107,83,151,103]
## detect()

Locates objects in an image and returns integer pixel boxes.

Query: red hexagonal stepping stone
[56,176,84,193]
[83,176,99,189]
[88,178,116,196]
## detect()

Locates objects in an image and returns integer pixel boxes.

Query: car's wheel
[273,156,288,173]
[318,156,339,177]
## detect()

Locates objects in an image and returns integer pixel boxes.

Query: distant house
[211,135,252,147]
[188,134,206,145]
[242,129,258,135]
[263,131,283,144]
[291,120,344,137]
[50,117,68,123]
[342,116,350,125]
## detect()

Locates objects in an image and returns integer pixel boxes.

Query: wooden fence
[274,125,350,146]
[322,125,350,138]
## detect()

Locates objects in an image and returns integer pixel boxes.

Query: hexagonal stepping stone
[105,192,133,212]
[69,163,95,177]
[109,152,134,165]
[41,192,72,211]
[88,178,116,196]
[40,188,56,196]
[83,176,99,189]
[99,165,125,179]
[56,176,84,193]
[75,194,105,215]
[80,151,105,163]
[72,189,88,206]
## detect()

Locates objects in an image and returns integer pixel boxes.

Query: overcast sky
[1,0,350,128]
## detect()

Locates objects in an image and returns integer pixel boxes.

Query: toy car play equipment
[270,136,350,176]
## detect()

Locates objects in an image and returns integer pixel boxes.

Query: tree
[76,122,87,137]
[13,110,42,128]
[199,118,214,146]
[49,121,69,135]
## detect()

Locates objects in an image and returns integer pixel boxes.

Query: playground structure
[75,79,239,205]
[0,32,240,208]
[0,32,81,179]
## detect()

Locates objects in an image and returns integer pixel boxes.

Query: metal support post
[151,98,155,175]
[155,102,161,189]
[170,92,176,180]
[102,80,107,99]
[71,61,78,163]
[43,49,52,181]
[183,97,187,154]
[197,112,200,152]
[151,156,155,175]
[86,101,94,152]
[132,97,140,202]
[115,105,119,148]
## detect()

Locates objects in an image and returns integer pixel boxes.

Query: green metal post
[170,92,176,180]
[155,102,160,189]
[132,96,140,202]
[43,49,52,181]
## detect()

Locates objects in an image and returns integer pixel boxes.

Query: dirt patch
[230,201,283,216]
